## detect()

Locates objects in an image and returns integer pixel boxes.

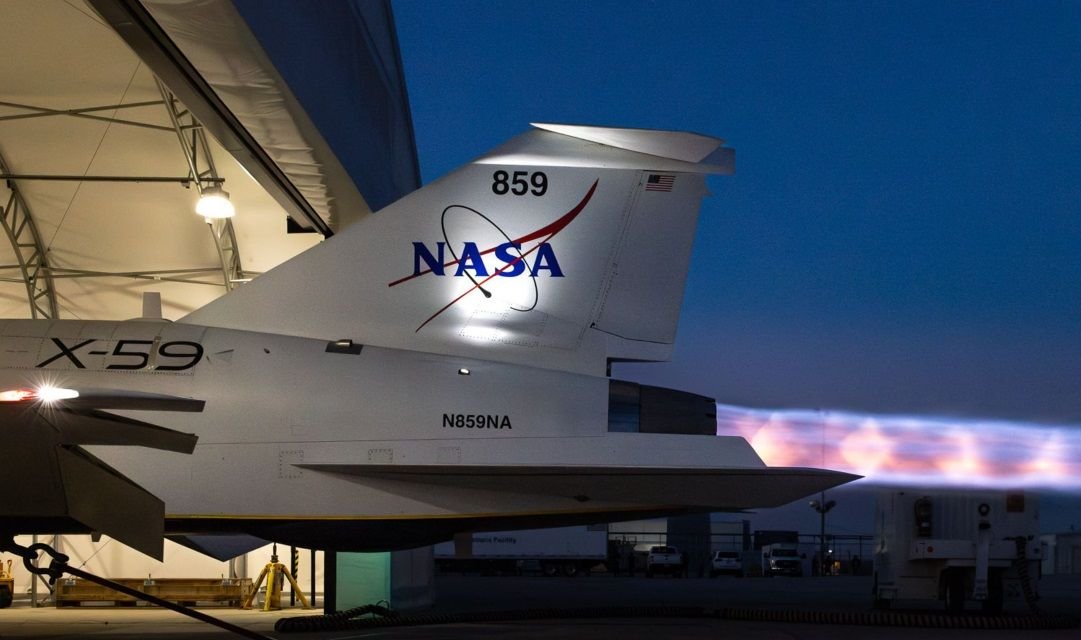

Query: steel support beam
[0,174,221,184]
[207,218,244,290]
[91,0,332,236]
[157,79,244,291]
[0,99,171,131]
[0,153,58,319]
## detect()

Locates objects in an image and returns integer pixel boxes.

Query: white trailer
[434,526,608,577]
[873,490,1041,612]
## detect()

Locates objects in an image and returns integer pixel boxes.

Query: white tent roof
[0,0,417,321]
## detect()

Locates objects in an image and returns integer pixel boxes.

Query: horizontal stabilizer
[0,394,200,559]
[57,446,166,559]
[0,441,166,559]
[530,123,729,165]
[45,409,197,454]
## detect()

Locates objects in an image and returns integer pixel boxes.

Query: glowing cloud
[717,403,1081,489]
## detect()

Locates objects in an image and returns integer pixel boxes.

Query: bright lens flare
[36,385,79,403]
[0,386,79,403]
[717,403,1081,489]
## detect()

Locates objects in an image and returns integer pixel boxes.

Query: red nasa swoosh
[388,180,599,332]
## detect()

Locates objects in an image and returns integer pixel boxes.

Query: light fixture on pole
[809,493,837,575]
[195,185,235,219]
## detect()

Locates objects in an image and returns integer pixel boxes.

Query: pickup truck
[645,545,684,577]
[761,543,803,577]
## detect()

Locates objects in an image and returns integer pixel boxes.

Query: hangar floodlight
[196,185,235,219]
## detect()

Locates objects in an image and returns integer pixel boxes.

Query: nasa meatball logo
[388,180,598,332]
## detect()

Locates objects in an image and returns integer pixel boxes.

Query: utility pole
[809,492,836,575]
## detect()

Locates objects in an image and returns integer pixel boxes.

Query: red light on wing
[0,389,36,402]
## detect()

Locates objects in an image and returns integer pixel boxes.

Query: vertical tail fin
[181,124,733,374]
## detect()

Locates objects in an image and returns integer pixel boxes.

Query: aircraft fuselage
[0,318,851,551]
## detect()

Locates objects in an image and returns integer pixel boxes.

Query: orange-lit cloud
[717,404,1081,489]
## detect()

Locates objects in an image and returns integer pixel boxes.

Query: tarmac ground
[0,574,1078,640]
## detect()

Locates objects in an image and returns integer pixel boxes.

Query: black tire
[562,562,579,577]
[542,562,558,577]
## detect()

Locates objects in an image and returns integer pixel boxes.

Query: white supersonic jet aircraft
[0,124,855,559]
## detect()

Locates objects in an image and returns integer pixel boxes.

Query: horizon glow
[716,404,1081,490]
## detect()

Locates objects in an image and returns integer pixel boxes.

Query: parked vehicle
[644,545,684,577]
[710,550,743,577]
[761,543,803,577]
[434,526,607,577]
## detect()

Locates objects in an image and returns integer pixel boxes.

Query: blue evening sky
[394,0,1081,425]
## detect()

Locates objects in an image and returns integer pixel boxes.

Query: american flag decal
[645,174,675,192]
